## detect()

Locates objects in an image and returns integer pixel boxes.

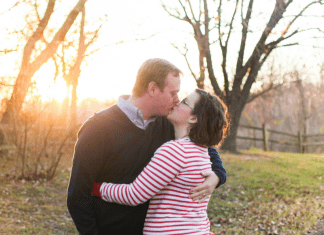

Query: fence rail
[237,124,324,153]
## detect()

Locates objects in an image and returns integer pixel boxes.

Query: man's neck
[128,95,154,120]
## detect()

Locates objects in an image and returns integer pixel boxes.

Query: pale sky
[0,0,323,103]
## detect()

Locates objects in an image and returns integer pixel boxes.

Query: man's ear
[148,82,157,96]
[188,115,198,124]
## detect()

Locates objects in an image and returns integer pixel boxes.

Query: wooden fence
[237,124,324,153]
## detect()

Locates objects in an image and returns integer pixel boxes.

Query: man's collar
[117,95,156,129]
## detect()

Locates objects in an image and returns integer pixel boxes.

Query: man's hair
[189,89,229,147]
[132,58,182,97]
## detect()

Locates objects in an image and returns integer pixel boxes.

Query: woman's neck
[173,125,189,140]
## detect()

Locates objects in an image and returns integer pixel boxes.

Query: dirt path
[305,219,324,235]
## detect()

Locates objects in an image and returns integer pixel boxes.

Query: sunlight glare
[35,76,68,103]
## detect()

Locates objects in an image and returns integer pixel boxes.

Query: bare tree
[52,6,106,127]
[162,0,324,151]
[1,0,88,125]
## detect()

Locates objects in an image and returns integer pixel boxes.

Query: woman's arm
[97,141,184,206]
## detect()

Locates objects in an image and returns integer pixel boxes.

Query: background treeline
[239,78,324,153]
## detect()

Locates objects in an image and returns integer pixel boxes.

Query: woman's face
[167,91,200,125]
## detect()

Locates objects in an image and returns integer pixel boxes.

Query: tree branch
[240,0,291,80]
[0,1,19,15]
[30,0,87,72]
[217,0,223,47]
[222,0,239,99]
[232,0,254,99]
[199,0,203,22]
[266,30,298,48]
[280,0,319,38]
[225,0,239,49]
[84,32,158,57]
[187,0,198,23]
[0,48,18,54]
[247,82,284,103]
[23,0,56,65]
[204,0,222,97]
[34,0,41,22]
[172,43,198,82]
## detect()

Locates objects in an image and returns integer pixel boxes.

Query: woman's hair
[132,58,182,97]
[189,89,229,147]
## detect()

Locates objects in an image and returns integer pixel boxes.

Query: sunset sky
[0,0,323,103]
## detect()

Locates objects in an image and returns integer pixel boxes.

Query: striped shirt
[100,137,212,234]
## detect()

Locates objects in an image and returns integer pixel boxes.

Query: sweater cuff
[91,182,102,197]
[214,171,226,188]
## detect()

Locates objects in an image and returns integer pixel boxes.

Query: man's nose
[174,95,180,105]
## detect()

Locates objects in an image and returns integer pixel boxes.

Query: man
[67,58,226,234]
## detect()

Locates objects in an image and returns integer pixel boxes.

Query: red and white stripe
[100,137,212,234]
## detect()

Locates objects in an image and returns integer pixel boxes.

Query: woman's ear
[188,115,198,124]
[148,82,157,96]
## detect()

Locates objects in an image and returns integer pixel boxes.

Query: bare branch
[161,1,184,21]
[217,0,223,46]
[0,82,15,86]
[34,0,41,22]
[284,14,324,18]
[225,0,239,49]
[204,0,222,96]
[235,0,254,74]
[85,33,159,57]
[187,0,198,23]
[52,56,59,83]
[247,83,284,103]
[275,42,299,48]
[239,0,291,81]
[295,27,324,34]
[30,0,87,70]
[23,0,56,64]
[0,1,19,15]
[266,30,298,48]
[280,1,319,38]
[85,24,103,47]
[172,43,198,82]
[0,48,18,54]
[199,0,202,22]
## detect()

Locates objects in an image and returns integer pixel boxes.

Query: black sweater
[67,105,226,235]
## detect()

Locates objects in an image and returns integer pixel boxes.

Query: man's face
[154,72,180,116]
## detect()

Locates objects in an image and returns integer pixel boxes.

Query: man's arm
[67,119,106,235]
[189,147,226,202]
[209,147,226,187]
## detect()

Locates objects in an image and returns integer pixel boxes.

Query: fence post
[303,134,307,153]
[298,132,303,153]
[262,123,268,151]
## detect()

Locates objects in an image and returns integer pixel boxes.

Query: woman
[92,89,229,234]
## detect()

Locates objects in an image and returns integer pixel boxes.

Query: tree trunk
[69,6,85,127]
[1,70,33,124]
[221,102,244,152]
[70,78,78,127]
[1,0,87,124]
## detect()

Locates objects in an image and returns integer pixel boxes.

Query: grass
[0,148,323,234]
[208,148,324,234]
[0,153,78,234]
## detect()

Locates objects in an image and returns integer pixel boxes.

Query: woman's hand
[189,171,220,203]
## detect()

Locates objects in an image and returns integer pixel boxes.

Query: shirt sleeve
[100,141,185,206]
[208,147,226,188]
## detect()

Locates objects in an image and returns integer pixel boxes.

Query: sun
[33,73,68,103]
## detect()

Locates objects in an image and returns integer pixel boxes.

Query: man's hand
[189,171,220,203]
